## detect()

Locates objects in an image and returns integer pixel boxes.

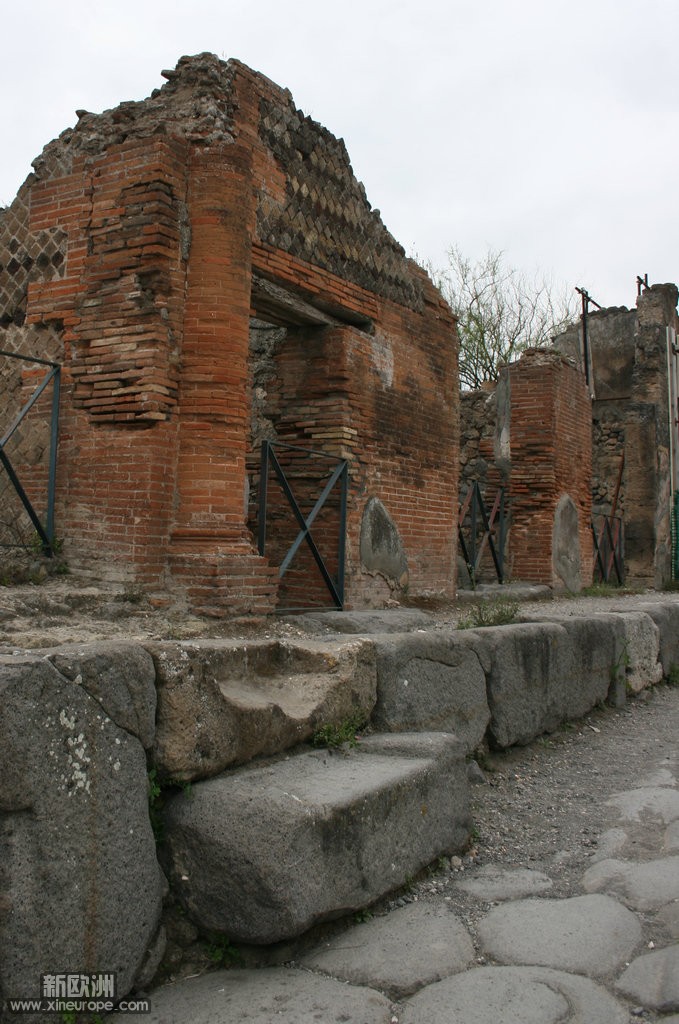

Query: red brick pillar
[508,349,593,591]
[27,137,189,587]
[169,144,276,614]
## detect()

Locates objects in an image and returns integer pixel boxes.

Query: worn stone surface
[162,732,469,943]
[294,608,433,635]
[637,766,677,787]
[301,902,474,998]
[47,641,157,749]
[454,866,553,901]
[400,966,628,1024]
[148,638,376,781]
[460,618,616,748]
[476,894,641,976]
[370,633,489,753]
[0,652,164,1009]
[615,611,663,691]
[590,827,629,863]
[112,967,393,1023]
[607,785,679,824]
[582,856,679,911]
[657,901,679,939]
[665,820,679,852]
[638,601,679,677]
[530,610,662,694]
[615,945,679,1012]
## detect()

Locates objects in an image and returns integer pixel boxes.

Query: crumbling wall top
[7,52,427,312]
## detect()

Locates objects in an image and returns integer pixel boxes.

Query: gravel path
[410,680,679,910]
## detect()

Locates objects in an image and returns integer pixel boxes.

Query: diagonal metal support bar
[591,514,624,585]
[458,482,507,586]
[277,457,347,576]
[0,361,59,449]
[0,351,61,555]
[258,440,348,609]
[0,448,51,551]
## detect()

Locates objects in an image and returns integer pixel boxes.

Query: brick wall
[0,53,458,612]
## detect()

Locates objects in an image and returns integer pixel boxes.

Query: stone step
[147,637,377,781]
[162,731,470,944]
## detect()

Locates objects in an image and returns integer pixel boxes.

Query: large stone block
[636,601,679,679]
[531,610,663,693]
[162,732,470,943]
[370,633,489,754]
[47,641,157,749]
[613,611,663,691]
[148,638,376,782]
[0,651,163,1015]
[114,967,393,1024]
[460,617,618,747]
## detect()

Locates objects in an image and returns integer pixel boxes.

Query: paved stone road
[121,685,679,1024]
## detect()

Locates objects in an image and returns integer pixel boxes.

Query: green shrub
[312,711,368,749]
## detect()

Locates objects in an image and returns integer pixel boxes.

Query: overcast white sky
[1,0,677,309]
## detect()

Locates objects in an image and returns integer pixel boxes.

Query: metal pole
[580,289,591,389]
[46,366,61,546]
[257,441,269,556]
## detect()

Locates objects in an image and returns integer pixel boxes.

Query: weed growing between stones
[147,769,192,844]
[312,711,369,749]
[457,597,519,629]
[205,934,243,968]
[352,907,374,924]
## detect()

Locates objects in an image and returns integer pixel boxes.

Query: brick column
[169,144,276,614]
[508,349,593,591]
[27,137,188,587]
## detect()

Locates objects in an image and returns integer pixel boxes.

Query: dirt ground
[0,569,675,652]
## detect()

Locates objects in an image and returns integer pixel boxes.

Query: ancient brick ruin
[0,54,458,612]
[459,283,679,591]
[554,283,679,588]
[459,349,593,591]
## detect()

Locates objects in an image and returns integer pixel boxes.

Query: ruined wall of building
[555,306,633,520]
[505,350,592,591]
[458,350,592,590]
[554,285,679,587]
[458,379,511,585]
[0,53,457,611]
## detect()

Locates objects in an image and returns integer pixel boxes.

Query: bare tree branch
[430,247,577,391]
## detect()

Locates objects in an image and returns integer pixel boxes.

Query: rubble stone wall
[555,284,679,587]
